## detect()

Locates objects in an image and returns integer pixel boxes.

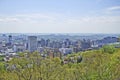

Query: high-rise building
[28,36,37,52]
[8,35,12,44]
[40,38,45,47]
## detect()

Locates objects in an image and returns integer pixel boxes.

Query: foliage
[102,45,116,54]
[0,56,4,61]
[0,48,120,80]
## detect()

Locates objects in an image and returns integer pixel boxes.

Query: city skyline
[0,0,120,33]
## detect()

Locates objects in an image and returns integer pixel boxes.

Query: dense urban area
[0,33,120,80]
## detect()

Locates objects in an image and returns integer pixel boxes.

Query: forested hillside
[0,47,120,80]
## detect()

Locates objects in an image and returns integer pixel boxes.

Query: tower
[8,35,12,44]
[28,36,37,52]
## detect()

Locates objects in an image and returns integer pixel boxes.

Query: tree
[102,45,116,54]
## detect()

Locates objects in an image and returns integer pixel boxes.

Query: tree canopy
[0,47,120,80]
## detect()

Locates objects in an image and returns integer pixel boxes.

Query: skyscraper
[28,36,37,52]
[8,35,12,44]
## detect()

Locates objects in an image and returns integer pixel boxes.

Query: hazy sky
[0,0,120,33]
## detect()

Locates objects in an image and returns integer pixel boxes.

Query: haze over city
[0,0,120,33]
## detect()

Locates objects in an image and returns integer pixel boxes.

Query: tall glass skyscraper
[28,36,37,52]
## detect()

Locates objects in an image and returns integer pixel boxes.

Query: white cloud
[105,6,120,15]
[0,17,20,23]
[66,16,120,24]
[15,14,55,20]
[0,13,120,33]
[0,13,120,24]
[107,6,120,11]
[0,13,56,23]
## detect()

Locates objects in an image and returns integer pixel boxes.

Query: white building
[13,44,26,52]
[5,49,16,56]
[59,48,73,55]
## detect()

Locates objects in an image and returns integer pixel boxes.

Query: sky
[0,0,120,33]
